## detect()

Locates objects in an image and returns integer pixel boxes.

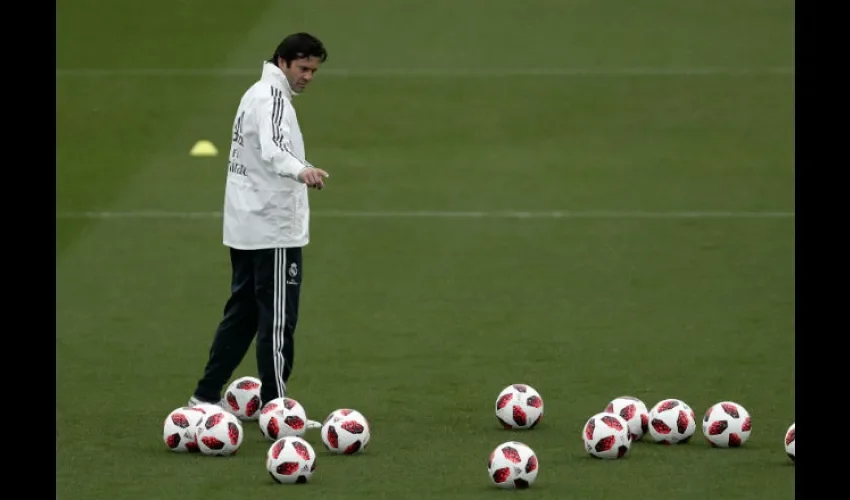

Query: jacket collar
[261,61,296,98]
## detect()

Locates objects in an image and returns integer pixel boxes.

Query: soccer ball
[196,407,244,456]
[223,376,262,420]
[648,398,696,444]
[162,406,204,452]
[258,397,308,440]
[582,412,632,459]
[494,384,544,430]
[702,401,752,448]
[604,396,650,441]
[487,441,539,489]
[266,436,317,484]
[784,423,795,462]
[320,408,371,454]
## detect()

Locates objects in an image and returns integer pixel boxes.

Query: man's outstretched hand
[299,167,330,190]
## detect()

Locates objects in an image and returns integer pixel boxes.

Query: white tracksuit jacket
[222,62,314,250]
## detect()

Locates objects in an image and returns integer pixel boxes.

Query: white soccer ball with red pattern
[701,401,752,448]
[604,396,650,441]
[494,384,544,430]
[223,376,262,420]
[487,441,539,489]
[266,436,317,484]
[162,406,204,452]
[320,408,371,454]
[582,412,632,459]
[784,422,795,462]
[648,398,696,444]
[258,397,308,440]
[195,407,244,456]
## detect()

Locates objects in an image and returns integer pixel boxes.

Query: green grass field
[57,0,795,498]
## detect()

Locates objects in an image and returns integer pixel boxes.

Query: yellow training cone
[190,140,218,157]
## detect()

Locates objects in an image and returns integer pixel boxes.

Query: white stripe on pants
[273,248,287,398]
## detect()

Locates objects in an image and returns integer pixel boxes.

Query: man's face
[279,56,322,93]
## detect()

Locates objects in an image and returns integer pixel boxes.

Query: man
[187,33,330,428]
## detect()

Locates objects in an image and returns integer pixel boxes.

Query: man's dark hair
[269,32,328,66]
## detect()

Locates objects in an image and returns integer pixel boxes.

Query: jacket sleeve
[256,93,312,182]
